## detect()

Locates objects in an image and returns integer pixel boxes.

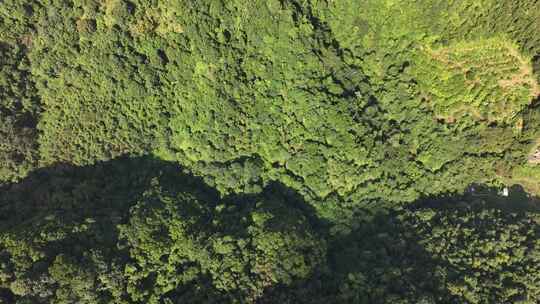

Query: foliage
[328,198,540,304]
[408,201,540,303]
[1,161,539,303]
[1,0,540,303]
[0,157,166,304]
[119,181,326,303]
[0,0,537,210]
[0,159,326,303]
[508,164,540,195]
[412,37,539,124]
[0,42,38,183]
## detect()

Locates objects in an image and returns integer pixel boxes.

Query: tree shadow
[416,183,540,213]
[0,156,216,303]
[1,157,539,304]
[259,185,540,304]
[259,209,452,304]
[0,156,205,228]
[0,156,327,304]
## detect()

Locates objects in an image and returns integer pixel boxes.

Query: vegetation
[0,0,539,303]
[0,42,38,182]
[0,161,538,303]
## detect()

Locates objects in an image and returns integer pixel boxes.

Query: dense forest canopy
[0,0,539,303]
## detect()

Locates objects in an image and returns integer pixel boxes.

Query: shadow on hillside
[0,157,538,303]
[0,156,216,303]
[0,155,329,237]
[259,210,454,304]
[0,156,327,303]
[415,183,540,213]
[259,185,540,304]
[0,156,204,228]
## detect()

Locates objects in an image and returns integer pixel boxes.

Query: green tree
[120,181,326,303]
[0,42,38,183]
[331,197,540,304]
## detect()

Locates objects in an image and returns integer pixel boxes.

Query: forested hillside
[1,0,539,303]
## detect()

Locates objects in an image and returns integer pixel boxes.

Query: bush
[0,42,38,183]
[120,182,326,303]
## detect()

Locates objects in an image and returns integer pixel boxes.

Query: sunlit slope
[413,38,539,124]
[0,0,538,210]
